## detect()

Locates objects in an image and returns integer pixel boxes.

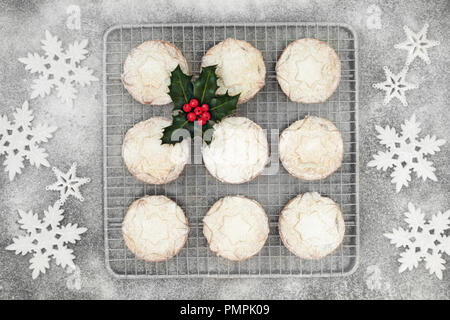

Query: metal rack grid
[103,23,359,278]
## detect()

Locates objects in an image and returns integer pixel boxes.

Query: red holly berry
[187,112,196,122]
[194,107,202,116]
[183,104,191,112]
[200,104,209,113]
[189,99,199,108]
[197,117,207,126]
[202,112,211,121]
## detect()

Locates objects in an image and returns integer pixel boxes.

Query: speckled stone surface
[0,0,449,300]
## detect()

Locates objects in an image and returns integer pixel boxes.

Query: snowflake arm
[66,39,89,63]
[6,235,35,256]
[400,113,421,141]
[27,145,51,168]
[390,165,411,193]
[18,53,47,74]
[30,252,51,279]
[398,249,421,273]
[413,158,437,181]
[41,30,63,58]
[429,210,450,236]
[59,224,88,244]
[30,77,54,99]
[419,135,446,155]
[13,100,34,128]
[424,252,445,280]
[4,153,25,181]
[30,123,58,144]
[53,246,76,269]
[404,203,425,230]
[384,227,412,248]
[367,150,396,171]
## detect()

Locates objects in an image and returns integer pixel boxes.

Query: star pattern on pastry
[46,162,90,205]
[395,24,440,65]
[142,213,170,245]
[294,54,323,86]
[220,214,252,245]
[138,54,166,88]
[372,66,418,106]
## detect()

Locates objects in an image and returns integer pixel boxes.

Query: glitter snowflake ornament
[19,30,98,106]
[6,202,87,279]
[385,203,450,279]
[0,101,57,181]
[368,114,445,192]
[46,162,90,205]
[372,66,418,106]
[395,24,440,66]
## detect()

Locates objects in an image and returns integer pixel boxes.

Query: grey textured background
[0,0,449,299]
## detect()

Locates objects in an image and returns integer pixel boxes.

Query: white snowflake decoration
[0,101,57,181]
[385,203,450,279]
[6,202,87,279]
[395,24,440,65]
[19,30,98,106]
[46,162,90,205]
[373,66,418,106]
[368,114,445,192]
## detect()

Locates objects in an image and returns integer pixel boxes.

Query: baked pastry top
[279,116,344,181]
[202,117,269,184]
[276,38,341,103]
[203,196,269,261]
[279,192,345,260]
[122,40,189,105]
[122,117,190,184]
[122,195,189,262]
[202,38,266,104]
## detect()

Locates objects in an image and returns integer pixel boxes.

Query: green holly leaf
[168,65,193,109]
[161,65,240,145]
[161,112,192,145]
[209,91,240,122]
[193,65,218,104]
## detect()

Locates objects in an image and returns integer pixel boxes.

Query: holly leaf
[193,65,218,104]
[209,91,240,122]
[168,65,193,109]
[161,112,192,145]
[162,65,240,145]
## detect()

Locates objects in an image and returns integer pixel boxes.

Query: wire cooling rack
[103,23,359,278]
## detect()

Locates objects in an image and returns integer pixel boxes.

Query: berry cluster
[183,99,211,126]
